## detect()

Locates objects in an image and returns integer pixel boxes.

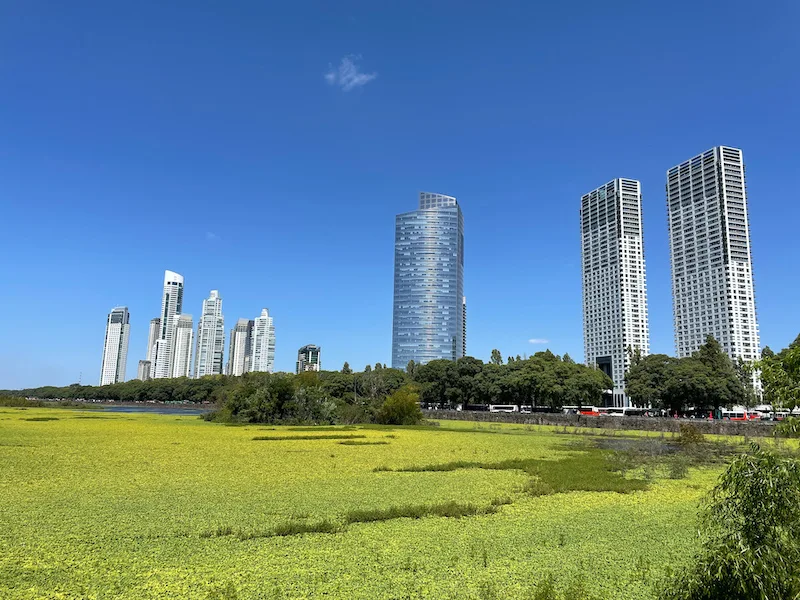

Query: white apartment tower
[137,360,151,381]
[250,309,275,373]
[170,314,194,378]
[194,290,225,378]
[143,317,160,379]
[581,178,650,406]
[152,271,184,379]
[227,319,254,376]
[100,307,130,385]
[667,146,760,364]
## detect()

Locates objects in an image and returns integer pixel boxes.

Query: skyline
[1,2,798,388]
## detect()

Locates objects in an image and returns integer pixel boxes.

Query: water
[100,405,211,416]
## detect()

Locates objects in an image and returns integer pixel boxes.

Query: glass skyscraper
[392,192,465,369]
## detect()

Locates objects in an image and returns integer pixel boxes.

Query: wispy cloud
[206,232,220,242]
[528,338,550,345]
[325,55,377,91]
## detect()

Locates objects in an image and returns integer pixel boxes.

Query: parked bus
[488,404,519,413]
[561,405,601,416]
[599,407,649,417]
[721,408,759,421]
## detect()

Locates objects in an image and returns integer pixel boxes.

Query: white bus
[489,404,519,413]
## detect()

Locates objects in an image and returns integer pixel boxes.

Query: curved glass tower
[391,192,464,369]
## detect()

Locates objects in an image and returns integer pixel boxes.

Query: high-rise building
[226,319,254,376]
[462,296,467,358]
[250,309,275,373]
[580,179,650,407]
[170,314,194,378]
[194,290,225,378]
[100,307,130,385]
[152,271,184,379]
[145,318,160,377]
[667,146,760,365]
[296,344,321,373]
[137,360,151,381]
[391,192,465,368]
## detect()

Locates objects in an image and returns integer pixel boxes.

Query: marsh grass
[252,434,367,441]
[344,500,499,524]
[377,451,649,496]
[337,440,389,446]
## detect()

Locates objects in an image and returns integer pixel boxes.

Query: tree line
[1,351,612,410]
[625,333,800,413]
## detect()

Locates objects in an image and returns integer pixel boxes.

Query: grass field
[0,408,723,599]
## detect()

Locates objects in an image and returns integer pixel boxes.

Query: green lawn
[0,408,719,599]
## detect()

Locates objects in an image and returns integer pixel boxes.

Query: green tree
[490,349,503,366]
[341,362,352,374]
[625,354,674,408]
[406,359,417,378]
[375,385,423,425]
[661,444,800,600]
[562,353,575,364]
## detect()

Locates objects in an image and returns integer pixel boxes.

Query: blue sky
[1,1,798,388]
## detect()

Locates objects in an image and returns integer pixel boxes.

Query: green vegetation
[375,384,423,425]
[2,408,764,598]
[661,444,800,600]
[0,349,613,417]
[759,335,800,409]
[625,336,746,413]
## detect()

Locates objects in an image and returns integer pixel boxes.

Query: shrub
[774,416,800,438]
[661,444,800,600]
[678,424,705,446]
[375,385,423,425]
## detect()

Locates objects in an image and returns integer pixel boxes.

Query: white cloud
[528,338,550,345]
[325,55,377,91]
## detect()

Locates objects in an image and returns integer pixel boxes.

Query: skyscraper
[250,309,275,373]
[152,271,184,379]
[226,319,254,376]
[580,179,650,406]
[296,344,321,373]
[667,146,760,365]
[100,307,130,385]
[137,360,151,381]
[170,314,194,378]
[144,318,160,379]
[392,192,465,369]
[194,290,225,378]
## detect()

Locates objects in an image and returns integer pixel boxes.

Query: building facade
[296,344,321,373]
[227,318,254,376]
[667,146,760,366]
[137,360,151,381]
[194,290,225,378]
[391,192,465,369]
[581,179,650,406]
[144,318,160,378]
[250,309,275,373]
[100,306,130,385]
[169,314,194,378]
[152,271,184,379]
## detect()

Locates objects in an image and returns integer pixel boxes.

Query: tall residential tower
[391,192,465,369]
[226,319,254,376]
[152,271,184,379]
[580,179,650,406]
[667,146,760,364]
[194,290,225,378]
[170,314,194,378]
[100,307,130,385]
[250,309,275,373]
